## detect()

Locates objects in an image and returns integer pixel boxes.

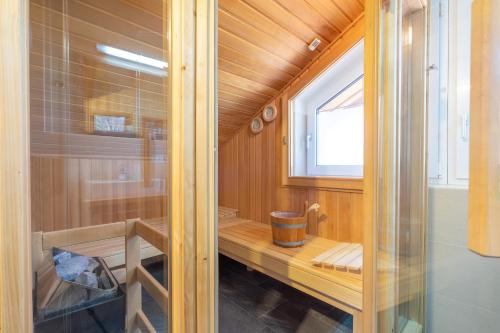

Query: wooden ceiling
[217,0,364,142]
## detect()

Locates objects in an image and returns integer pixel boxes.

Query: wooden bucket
[270,211,306,247]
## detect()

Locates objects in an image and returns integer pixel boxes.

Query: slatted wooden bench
[31,219,166,284]
[31,207,235,284]
[218,216,363,332]
[32,207,366,332]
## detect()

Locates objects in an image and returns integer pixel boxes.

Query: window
[428,0,471,186]
[289,41,364,178]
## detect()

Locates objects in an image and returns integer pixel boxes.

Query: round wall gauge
[250,116,264,134]
[262,104,277,122]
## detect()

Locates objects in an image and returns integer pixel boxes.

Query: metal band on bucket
[271,222,306,229]
[273,239,305,247]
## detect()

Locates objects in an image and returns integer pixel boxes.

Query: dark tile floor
[35,255,352,333]
[218,255,352,333]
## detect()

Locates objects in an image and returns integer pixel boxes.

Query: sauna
[2,0,500,332]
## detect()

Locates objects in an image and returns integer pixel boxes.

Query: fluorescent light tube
[96,44,168,69]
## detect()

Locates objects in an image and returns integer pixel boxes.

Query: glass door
[0,0,216,332]
[376,0,428,332]
[373,0,500,332]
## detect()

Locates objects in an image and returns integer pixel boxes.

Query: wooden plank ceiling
[218,0,364,142]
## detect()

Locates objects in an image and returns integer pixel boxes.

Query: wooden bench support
[136,220,168,254]
[136,310,156,333]
[126,219,141,332]
[137,265,168,314]
[126,218,169,333]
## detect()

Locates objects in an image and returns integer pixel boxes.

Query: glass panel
[427,0,500,332]
[29,0,169,331]
[375,0,500,331]
[376,0,427,332]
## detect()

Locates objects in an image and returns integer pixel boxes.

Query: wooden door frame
[0,0,217,331]
[0,0,33,332]
[363,0,380,332]
[168,0,217,332]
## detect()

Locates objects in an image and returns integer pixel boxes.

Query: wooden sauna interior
[28,0,369,331]
[217,0,364,241]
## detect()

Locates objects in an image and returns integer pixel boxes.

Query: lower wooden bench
[218,217,363,332]
[31,219,166,284]
[31,210,365,332]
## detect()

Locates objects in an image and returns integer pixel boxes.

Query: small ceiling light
[96,44,168,69]
[308,38,321,51]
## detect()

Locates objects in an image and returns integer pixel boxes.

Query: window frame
[428,0,471,187]
[279,24,365,192]
[277,29,370,193]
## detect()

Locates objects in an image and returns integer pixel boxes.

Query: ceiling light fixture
[308,38,321,51]
[96,44,168,69]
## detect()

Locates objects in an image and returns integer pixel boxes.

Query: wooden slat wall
[29,0,168,232]
[218,107,363,244]
[217,0,364,142]
[31,156,167,232]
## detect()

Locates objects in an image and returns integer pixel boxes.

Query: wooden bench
[218,216,363,332]
[31,219,166,284]
[31,207,365,331]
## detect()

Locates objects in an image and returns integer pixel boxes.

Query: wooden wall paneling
[218,82,269,104]
[218,0,319,56]
[260,120,271,225]
[30,156,168,232]
[332,0,364,21]
[218,45,294,85]
[40,157,55,231]
[52,157,67,231]
[218,59,286,90]
[350,193,363,244]
[90,159,104,225]
[237,131,250,218]
[267,119,277,225]
[243,0,332,47]
[218,9,310,67]
[218,98,364,243]
[272,0,342,38]
[337,192,355,242]
[306,189,320,236]
[79,158,92,227]
[67,158,81,229]
[303,0,352,32]
[218,30,301,77]
[309,190,338,240]
[123,0,162,16]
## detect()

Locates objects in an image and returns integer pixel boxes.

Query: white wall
[426,187,500,332]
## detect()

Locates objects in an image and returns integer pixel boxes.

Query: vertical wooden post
[168,0,188,330]
[0,0,33,332]
[195,0,217,331]
[168,0,216,332]
[363,0,380,332]
[468,0,500,257]
[126,219,141,332]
